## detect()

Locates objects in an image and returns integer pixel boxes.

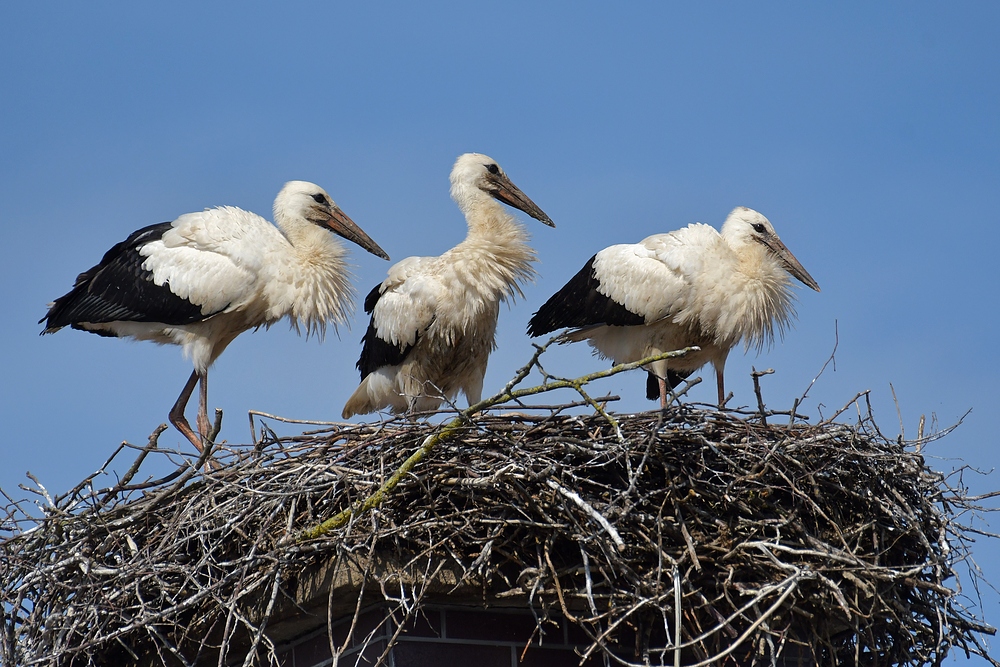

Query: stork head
[275,181,389,260]
[722,207,820,292]
[449,153,555,227]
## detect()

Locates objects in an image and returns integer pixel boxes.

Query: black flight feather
[528,254,645,337]
[527,254,690,403]
[356,283,416,379]
[41,222,208,334]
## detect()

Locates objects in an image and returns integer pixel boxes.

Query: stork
[41,181,389,451]
[342,153,554,418]
[528,207,820,407]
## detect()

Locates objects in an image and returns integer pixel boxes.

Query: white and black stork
[342,153,554,418]
[41,181,389,451]
[528,207,820,407]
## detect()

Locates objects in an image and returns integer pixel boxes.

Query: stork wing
[42,222,215,331]
[527,253,645,336]
[528,224,723,337]
[140,207,266,317]
[356,256,440,378]
[591,224,723,324]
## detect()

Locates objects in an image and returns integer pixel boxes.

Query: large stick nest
[1,393,997,666]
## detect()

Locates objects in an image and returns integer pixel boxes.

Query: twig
[249,410,354,446]
[298,347,699,540]
[1,341,993,667]
[98,425,167,506]
[793,320,838,424]
[751,367,774,426]
[547,479,625,551]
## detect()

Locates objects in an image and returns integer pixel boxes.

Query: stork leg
[658,377,669,409]
[196,372,210,443]
[169,370,205,452]
[716,369,726,408]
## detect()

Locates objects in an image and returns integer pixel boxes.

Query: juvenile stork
[528,207,820,407]
[342,153,554,418]
[41,181,389,451]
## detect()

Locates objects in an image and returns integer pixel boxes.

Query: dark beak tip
[800,277,821,292]
[527,207,554,227]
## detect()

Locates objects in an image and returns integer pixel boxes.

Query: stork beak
[325,207,390,260]
[762,237,820,292]
[487,173,555,227]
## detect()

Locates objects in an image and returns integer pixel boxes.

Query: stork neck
[431,194,535,309]
[275,213,326,248]
[260,213,353,333]
[724,242,796,350]
[735,241,784,283]
[461,196,526,244]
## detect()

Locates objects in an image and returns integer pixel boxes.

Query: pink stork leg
[658,377,669,409]
[196,372,210,443]
[713,356,731,408]
[169,370,206,452]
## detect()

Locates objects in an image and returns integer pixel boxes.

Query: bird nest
[1,355,997,667]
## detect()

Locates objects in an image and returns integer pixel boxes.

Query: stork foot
[169,411,206,453]
[169,370,204,452]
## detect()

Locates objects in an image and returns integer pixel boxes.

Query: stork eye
[311,193,328,204]
[751,223,766,234]
[485,163,500,175]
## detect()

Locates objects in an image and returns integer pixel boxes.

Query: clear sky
[2,3,998,662]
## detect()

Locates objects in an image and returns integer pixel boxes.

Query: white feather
[343,153,552,417]
[48,180,387,451]
[545,207,818,406]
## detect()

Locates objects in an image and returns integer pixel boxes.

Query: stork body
[343,153,554,418]
[528,207,820,407]
[42,181,389,451]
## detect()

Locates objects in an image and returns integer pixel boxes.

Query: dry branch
[1,348,997,667]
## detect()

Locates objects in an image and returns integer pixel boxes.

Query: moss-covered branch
[297,346,700,540]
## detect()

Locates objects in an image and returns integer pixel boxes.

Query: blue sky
[2,3,998,661]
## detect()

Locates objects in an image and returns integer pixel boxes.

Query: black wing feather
[41,222,207,333]
[529,254,690,403]
[355,283,416,379]
[528,254,645,336]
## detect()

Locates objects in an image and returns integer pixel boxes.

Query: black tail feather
[645,369,693,401]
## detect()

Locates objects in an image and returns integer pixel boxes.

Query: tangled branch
[1,348,996,666]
